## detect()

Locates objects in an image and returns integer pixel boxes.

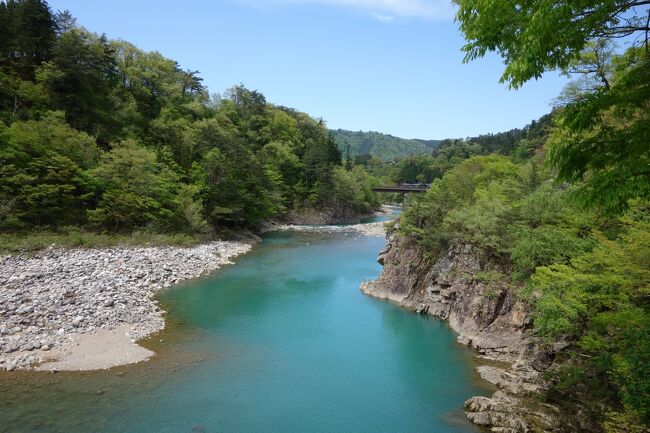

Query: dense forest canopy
[0,0,378,235]
[351,114,553,185]
[330,129,440,161]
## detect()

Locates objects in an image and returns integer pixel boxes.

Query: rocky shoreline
[0,240,253,371]
[361,232,580,433]
[261,221,387,237]
[283,207,377,225]
[261,204,395,237]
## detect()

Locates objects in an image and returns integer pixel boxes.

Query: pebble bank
[262,221,387,237]
[0,241,252,371]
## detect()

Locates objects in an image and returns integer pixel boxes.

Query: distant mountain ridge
[331,129,441,161]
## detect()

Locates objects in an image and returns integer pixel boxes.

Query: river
[0,224,487,433]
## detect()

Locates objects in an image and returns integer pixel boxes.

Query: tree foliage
[351,114,554,190]
[549,46,650,215]
[454,0,650,216]
[0,0,377,234]
[527,221,650,424]
[330,129,440,161]
[454,0,650,88]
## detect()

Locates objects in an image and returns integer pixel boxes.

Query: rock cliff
[362,232,586,433]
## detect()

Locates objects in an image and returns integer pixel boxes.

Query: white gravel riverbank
[0,240,253,371]
[263,221,388,237]
[262,205,395,237]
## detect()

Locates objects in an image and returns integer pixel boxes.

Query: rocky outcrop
[465,390,561,432]
[362,233,530,359]
[362,232,579,433]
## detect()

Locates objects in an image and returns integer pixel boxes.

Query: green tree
[54,8,75,34]
[526,221,650,424]
[0,0,56,79]
[0,0,57,116]
[88,140,181,230]
[454,0,650,88]
[331,165,378,215]
[0,112,98,227]
[454,0,650,215]
[260,140,303,207]
[49,29,118,143]
[548,46,650,215]
[0,2,380,235]
[187,118,280,228]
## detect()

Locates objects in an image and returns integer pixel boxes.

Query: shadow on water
[0,229,490,433]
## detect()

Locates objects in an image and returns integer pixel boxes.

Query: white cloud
[238,0,455,21]
[371,13,396,22]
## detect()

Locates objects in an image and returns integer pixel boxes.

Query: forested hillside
[396,1,650,430]
[331,129,440,161]
[355,114,553,185]
[0,0,378,240]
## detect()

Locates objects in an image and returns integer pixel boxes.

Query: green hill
[331,129,440,161]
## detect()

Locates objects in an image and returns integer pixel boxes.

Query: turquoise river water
[0,224,488,433]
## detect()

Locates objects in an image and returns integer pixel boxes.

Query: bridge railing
[371,183,430,193]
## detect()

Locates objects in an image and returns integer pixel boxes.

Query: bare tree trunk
[12,96,21,117]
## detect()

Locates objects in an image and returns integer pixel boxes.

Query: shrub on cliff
[526,219,650,425]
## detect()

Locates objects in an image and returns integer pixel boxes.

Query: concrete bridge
[372,183,429,193]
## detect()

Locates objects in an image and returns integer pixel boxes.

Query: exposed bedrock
[361,232,589,433]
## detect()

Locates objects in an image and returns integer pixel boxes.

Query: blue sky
[47,0,568,139]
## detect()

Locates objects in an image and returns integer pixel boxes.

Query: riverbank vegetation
[0,0,379,241]
[399,1,650,430]
[0,229,210,254]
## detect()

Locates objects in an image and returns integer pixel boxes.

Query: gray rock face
[0,241,253,371]
[361,233,578,433]
[361,235,427,303]
[465,391,561,433]
[363,233,531,359]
